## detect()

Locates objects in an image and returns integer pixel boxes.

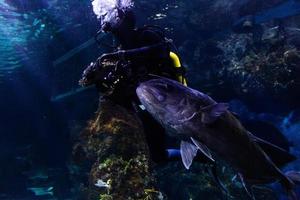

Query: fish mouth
[136,83,165,105]
[136,84,154,105]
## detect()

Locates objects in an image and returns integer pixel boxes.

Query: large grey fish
[136,77,300,199]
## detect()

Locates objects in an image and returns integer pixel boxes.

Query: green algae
[72,99,162,199]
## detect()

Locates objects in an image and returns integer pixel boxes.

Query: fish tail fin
[281,173,298,200]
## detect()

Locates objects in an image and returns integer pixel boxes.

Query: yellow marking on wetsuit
[169,52,187,86]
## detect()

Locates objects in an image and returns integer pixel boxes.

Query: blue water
[255,0,300,23]
[1,0,300,199]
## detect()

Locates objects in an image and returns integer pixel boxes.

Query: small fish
[33,18,40,26]
[136,77,300,199]
[27,187,53,196]
[95,179,110,188]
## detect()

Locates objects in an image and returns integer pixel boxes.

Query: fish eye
[157,93,166,102]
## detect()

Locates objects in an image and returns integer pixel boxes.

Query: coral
[72,99,161,199]
[201,22,300,112]
[99,194,113,200]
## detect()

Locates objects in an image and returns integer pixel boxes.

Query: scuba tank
[138,25,188,86]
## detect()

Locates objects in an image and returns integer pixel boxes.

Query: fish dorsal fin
[248,132,296,167]
[180,140,198,170]
[232,112,240,119]
[190,137,215,162]
[201,103,229,124]
[250,132,285,150]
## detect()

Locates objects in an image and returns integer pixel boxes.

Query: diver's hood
[100,8,123,32]
[92,0,134,32]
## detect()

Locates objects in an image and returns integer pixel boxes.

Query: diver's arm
[100,42,169,61]
[121,42,169,60]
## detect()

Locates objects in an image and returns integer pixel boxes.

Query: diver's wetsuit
[101,27,181,163]
[104,28,176,106]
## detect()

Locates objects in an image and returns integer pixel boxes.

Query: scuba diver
[80,0,227,194]
[80,0,188,162]
[87,1,187,108]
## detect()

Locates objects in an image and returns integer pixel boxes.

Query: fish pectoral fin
[180,138,215,169]
[180,140,198,170]
[201,103,229,124]
[190,137,215,162]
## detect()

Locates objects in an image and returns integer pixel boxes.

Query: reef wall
[72,99,162,200]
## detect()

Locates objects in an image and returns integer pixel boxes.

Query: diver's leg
[166,149,181,161]
[138,110,169,163]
